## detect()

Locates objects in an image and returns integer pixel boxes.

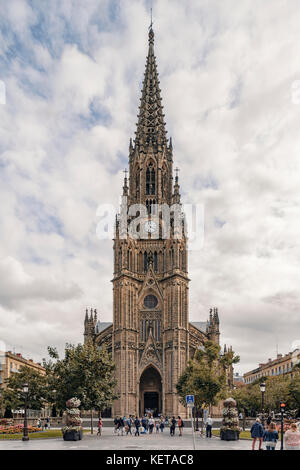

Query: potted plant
[220,398,240,441]
[62,397,83,441]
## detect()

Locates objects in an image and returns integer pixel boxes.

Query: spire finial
[148,6,154,45]
[175,167,180,182]
[149,5,153,31]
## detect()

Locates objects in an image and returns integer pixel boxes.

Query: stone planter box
[63,429,83,441]
[220,429,239,441]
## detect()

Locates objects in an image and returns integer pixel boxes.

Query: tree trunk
[90,409,93,434]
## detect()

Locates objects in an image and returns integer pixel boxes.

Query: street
[0,427,259,451]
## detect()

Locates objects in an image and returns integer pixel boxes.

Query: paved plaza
[0,427,258,451]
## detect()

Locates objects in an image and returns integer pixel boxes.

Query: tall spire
[134,27,168,150]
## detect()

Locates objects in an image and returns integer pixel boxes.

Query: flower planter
[220,429,239,441]
[63,429,83,441]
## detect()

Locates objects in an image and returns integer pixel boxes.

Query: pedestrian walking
[284,422,300,450]
[97,417,103,436]
[114,416,119,435]
[251,418,264,450]
[266,415,272,426]
[134,416,140,436]
[263,422,278,450]
[126,416,132,435]
[206,416,213,438]
[178,416,184,436]
[170,416,176,436]
[118,417,124,436]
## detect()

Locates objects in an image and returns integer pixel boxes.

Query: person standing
[155,419,160,433]
[148,416,155,434]
[97,417,103,436]
[114,416,119,435]
[178,416,184,436]
[251,418,264,450]
[170,416,176,436]
[142,416,148,433]
[160,417,165,433]
[284,422,300,450]
[266,415,272,426]
[206,416,213,438]
[126,416,132,435]
[134,416,140,437]
[263,422,278,450]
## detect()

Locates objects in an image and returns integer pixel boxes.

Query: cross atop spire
[149,6,153,32]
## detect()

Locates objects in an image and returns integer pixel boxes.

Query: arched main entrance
[139,366,162,417]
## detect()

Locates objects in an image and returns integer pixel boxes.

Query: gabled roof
[95,321,112,334]
[190,321,207,334]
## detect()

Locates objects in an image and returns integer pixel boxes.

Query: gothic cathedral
[84,27,222,418]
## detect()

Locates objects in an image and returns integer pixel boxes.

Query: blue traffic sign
[186,395,194,405]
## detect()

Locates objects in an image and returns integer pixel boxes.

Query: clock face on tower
[144,220,157,233]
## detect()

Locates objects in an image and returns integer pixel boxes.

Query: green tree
[288,373,300,413]
[44,340,118,432]
[233,374,300,417]
[2,366,48,412]
[176,341,239,414]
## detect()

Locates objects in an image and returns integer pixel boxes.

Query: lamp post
[22,383,29,442]
[259,382,266,428]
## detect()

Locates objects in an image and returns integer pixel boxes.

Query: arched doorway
[139,366,162,417]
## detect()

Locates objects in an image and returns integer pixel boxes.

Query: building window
[144,295,158,309]
[146,163,155,195]
[154,252,158,272]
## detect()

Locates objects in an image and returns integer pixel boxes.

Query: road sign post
[186,395,196,450]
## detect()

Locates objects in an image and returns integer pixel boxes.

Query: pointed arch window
[144,252,148,272]
[146,162,156,195]
[136,172,139,196]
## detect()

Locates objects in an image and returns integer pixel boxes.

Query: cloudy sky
[0,0,299,374]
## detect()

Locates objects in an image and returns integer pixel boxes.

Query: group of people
[113,414,185,437]
[251,417,300,450]
[36,416,51,430]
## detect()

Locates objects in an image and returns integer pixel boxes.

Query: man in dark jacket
[170,416,176,436]
[251,418,264,450]
[134,416,141,436]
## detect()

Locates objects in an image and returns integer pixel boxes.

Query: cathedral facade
[84,27,222,418]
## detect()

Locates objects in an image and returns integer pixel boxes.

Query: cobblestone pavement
[0,428,260,451]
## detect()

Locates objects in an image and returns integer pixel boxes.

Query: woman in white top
[284,423,300,450]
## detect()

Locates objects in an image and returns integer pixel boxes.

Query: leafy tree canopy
[43,340,119,412]
[2,366,48,411]
[176,341,239,409]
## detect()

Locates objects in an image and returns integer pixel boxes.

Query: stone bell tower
[112,26,189,418]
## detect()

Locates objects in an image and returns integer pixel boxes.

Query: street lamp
[260,382,266,428]
[22,383,29,442]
